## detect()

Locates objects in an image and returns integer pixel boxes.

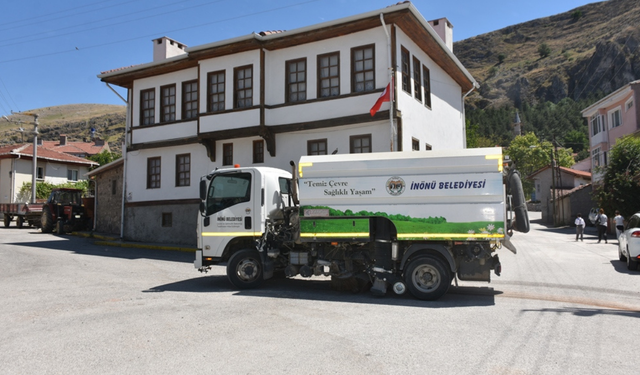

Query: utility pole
[14,111,39,204]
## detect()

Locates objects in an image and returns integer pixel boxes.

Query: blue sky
[0,0,595,117]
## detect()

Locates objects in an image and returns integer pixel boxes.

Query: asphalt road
[1,212,639,375]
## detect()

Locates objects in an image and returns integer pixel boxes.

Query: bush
[538,43,552,58]
[18,180,90,201]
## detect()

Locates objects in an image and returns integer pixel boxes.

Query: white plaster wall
[0,159,11,202]
[132,120,198,143]
[132,67,198,127]
[394,28,464,150]
[199,109,260,133]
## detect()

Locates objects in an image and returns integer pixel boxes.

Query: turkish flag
[370,80,392,116]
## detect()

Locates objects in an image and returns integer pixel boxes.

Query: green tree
[538,43,551,58]
[18,180,90,201]
[498,53,506,64]
[506,133,575,198]
[87,150,121,170]
[593,136,640,219]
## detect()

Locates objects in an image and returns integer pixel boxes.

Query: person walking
[597,208,608,243]
[575,213,585,241]
[614,210,624,239]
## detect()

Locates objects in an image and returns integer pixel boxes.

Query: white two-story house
[98,2,478,245]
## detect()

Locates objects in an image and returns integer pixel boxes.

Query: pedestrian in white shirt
[575,213,585,241]
[597,208,608,244]
[614,210,624,239]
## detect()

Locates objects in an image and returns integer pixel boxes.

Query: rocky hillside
[455,0,640,109]
[0,104,126,154]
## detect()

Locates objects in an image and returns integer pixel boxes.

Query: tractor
[40,188,91,234]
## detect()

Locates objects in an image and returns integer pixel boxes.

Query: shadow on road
[6,233,193,263]
[521,307,640,318]
[610,260,640,275]
[144,274,500,309]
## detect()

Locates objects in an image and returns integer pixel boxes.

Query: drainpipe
[380,14,396,151]
[461,84,477,148]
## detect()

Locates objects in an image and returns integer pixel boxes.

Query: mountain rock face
[455,0,640,109]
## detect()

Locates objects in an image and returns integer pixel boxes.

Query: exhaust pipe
[289,161,300,206]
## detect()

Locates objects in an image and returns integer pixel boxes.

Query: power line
[0,0,323,65]
[0,0,199,46]
[0,75,20,112]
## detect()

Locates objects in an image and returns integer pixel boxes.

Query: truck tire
[508,170,530,233]
[41,206,54,233]
[404,255,451,301]
[3,214,10,228]
[227,249,264,289]
[16,216,24,228]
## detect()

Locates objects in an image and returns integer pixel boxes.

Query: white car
[618,212,640,271]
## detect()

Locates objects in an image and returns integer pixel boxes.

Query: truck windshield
[205,172,252,215]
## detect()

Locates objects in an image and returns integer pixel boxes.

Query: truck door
[201,170,258,258]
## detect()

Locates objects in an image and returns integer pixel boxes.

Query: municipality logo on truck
[386,177,405,196]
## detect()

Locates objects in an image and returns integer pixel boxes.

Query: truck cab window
[206,173,252,215]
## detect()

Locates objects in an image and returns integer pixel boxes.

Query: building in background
[98,2,478,245]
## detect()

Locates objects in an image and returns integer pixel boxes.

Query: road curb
[71,231,196,252]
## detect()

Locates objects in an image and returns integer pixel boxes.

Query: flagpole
[380,14,396,152]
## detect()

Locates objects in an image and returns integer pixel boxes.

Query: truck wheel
[3,214,10,228]
[404,255,451,301]
[16,216,24,228]
[227,249,264,289]
[41,206,54,233]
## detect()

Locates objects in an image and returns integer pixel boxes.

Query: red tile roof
[40,139,108,156]
[0,143,98,166]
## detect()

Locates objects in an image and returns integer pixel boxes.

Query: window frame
[140,88,155,126]
[610,108,622,129]
[350,134,372,154]
[317,52,340,98]
[182,80,198,120]
[422,65,432,108]
[412,138,419,151]
[401,47,410,94]
[253,140,264,164]
[234,65,253,109]
[207,70,225,113]
[147,157,161,189]
[175,153,190,187]
[351,44,375,93]
[67,169,79,181]
[222,143,233,166]
[286,58,307,103]
[413,57,422,102]
[307,139,328,155]
[160,84,176,123]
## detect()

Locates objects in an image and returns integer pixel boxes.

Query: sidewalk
[71,231,197,252]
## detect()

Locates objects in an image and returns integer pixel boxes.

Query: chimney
[94,138,105,146]
[60,134,67,146]
[153,37,187,62]
[428,18,454,52]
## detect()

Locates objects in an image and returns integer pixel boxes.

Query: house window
[162,212,172,227]
[422,65,431,108]
[207,71,225,112]
[176,153,190,187]
[591,115,602,136]
[626,99,634,111]
[592,148,600,167]
[425,143,432,151]
[286,58,307,103]
[147,157,161,189]
[140,88,155,125]
[401,47,410,94]
[350,134,371,153]
[351,45,375,93]
[37,166,44,180]
[234,65,253,108]
[307,139,327,155]
[318,52,339,98]
[412,138,419,151]
[610,109,622,128]
[182,80,198,119]
[222,143,233,166]
[413,57,422,102]
[253,140,264,164]
[67,170,78,181]
[160,84,176,122]
[111,180,116,195]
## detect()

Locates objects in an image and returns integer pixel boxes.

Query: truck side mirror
[199,201,206,215]
[199,180,207,201]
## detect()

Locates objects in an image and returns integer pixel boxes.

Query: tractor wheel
[41,206,54,233]
[16,216,24,228]
[3,214,10,228]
